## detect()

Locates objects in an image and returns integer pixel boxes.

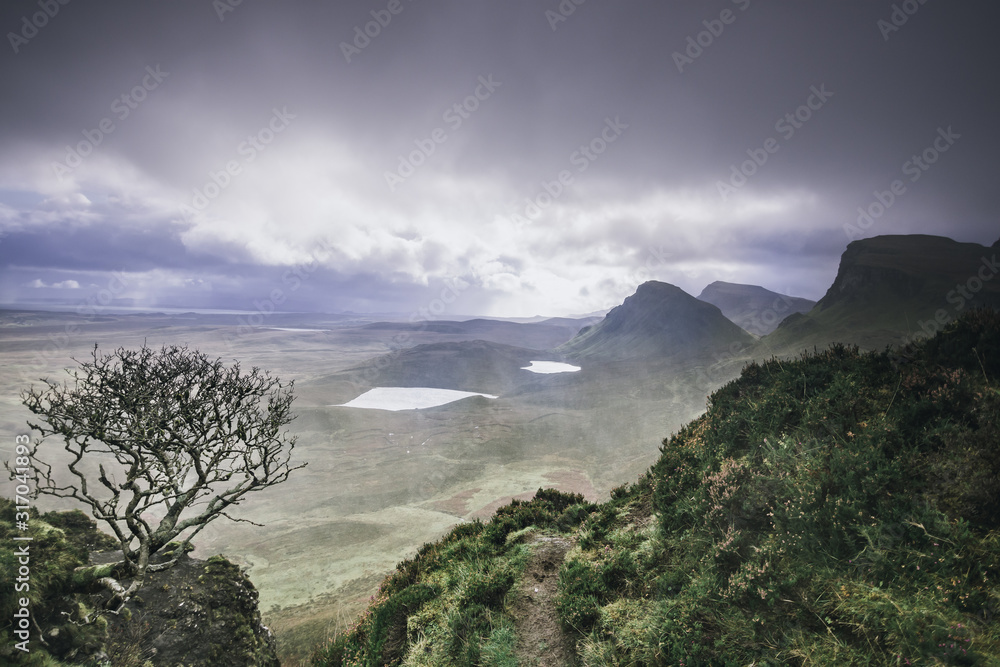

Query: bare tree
[9,343,305,602]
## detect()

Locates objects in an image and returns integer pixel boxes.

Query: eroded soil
[512,535,578,666]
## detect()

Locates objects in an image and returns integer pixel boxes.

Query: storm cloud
[1,0,997,316]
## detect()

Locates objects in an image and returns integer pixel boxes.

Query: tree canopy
[12,343,305,600]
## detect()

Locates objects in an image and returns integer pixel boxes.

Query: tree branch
[12,343,305,582]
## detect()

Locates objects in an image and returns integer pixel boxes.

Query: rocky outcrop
[0,498,279,666]
[815,234,1000,311]
[98,552,280,667]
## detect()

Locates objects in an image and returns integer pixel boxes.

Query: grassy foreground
[312,309,1000,666]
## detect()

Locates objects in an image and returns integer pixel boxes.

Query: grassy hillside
[312,309,1000,666]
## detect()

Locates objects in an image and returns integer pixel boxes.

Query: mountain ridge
[558,281,756,362]
[697,281,816,336]
[762,234,1000,352]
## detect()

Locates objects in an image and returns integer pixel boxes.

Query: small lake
[521,361,581,374]
[266,327,329,332]
[335,387,499,411]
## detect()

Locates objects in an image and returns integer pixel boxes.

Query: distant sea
[0,303,300,316]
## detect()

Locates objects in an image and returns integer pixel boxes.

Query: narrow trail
[511,535,577,666]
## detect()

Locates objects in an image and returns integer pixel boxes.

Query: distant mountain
[763,234,1000,352]
[697,281,815,336]
[360,318,586,350]
[557,281,756,362]
[536,316,603,330]
[483,311,608,323]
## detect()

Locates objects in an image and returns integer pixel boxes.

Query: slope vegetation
[312,309,1000,666]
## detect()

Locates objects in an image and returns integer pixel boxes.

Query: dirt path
[511,535,577,666]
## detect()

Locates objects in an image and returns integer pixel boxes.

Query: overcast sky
[0,1,997,317]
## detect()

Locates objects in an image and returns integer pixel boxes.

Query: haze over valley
[3,234,999,659]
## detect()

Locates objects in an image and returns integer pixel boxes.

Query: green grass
[310,489,591,666]
[313,309,1000,666]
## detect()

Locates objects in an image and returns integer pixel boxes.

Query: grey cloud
[1,0,998,315]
